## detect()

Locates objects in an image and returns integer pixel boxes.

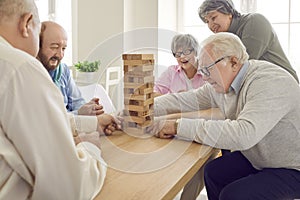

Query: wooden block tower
[122,54,155,135]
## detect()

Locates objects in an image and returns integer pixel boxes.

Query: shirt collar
[48,63,63,87]
[175,65,182,72]
[230,61,249,94]
[0,36,13,47]
[227,16,240,34]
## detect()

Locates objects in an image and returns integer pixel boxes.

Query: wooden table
[95,131,218,200]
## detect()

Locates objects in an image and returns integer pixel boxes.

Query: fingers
[146,121,161,137]
[104,123,117,135]
[90,97,100,104]
[95,110,104,115]
[92,104,104,115]
[112,116,123,129]
[93,104,103,110]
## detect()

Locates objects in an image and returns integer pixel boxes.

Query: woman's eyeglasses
[173,49,193,58]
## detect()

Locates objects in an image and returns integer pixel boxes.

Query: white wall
[73,0,124,62]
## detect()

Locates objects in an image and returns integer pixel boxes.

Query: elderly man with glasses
[150,32,300,199]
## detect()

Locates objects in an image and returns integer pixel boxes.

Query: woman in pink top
[154,34,205,95]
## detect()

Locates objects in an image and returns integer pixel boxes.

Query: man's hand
[97,114,122,135]
[78,98,104,116]
[147,119,177,139]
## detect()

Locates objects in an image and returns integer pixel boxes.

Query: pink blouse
[154,65,205,94]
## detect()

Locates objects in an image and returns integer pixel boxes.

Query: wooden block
[122,54,154,60]
[124,81,154,89]
[125,75,154,84]
[124,120,153,129]
[124,93,154,101]
[124,98,154,107]
[124,82,146,88]
[124,85,153,95]
[124,64,154,72]
[123,82,153,89]
[123,83,154,95]
[139,87,153,95]
[125,71,153,76]
[123,59,154,66]
[123,115,153,124]
[123,120,153,129]
[124,104,153,112]
[123,110,154,117]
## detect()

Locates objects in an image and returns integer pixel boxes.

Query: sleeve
[154,66,173,94]
[1,59,106,199]
[177,71,299,151]
[154,84,214,117]
[239,13,273,59]
[68,113,98,134]
[64,64,86,112]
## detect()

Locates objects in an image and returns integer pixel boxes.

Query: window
[35,0,72,66]
[180,0,300,75]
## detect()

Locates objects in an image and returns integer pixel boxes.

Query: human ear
[19,13,33,38]
[230,56,239,72]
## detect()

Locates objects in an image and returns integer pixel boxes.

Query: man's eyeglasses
[173,49,193,58]
[198,56,227,77]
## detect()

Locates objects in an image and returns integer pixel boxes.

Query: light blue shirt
[48,63,85,113]
[230,61,249,94]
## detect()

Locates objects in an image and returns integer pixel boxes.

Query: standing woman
[198,0,299,82]
[154,34,205,96]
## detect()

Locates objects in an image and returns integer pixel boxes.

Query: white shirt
[0,36,106,199]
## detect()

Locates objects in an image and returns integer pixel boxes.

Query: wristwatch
[174,119,180,134]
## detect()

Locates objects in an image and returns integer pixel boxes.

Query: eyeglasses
[198,56,227,77]
[173,49,193,58]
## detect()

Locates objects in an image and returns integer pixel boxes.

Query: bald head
[39,21,68,48]
[0,0,39,24]
[0,0,41,56]
[37,21,68,71]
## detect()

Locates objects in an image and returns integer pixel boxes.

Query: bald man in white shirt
[0,0,120,199]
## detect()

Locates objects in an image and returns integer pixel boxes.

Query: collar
[230,61,249,94]
[0,36,13,47]
[49,63,63,87]
[175,65,182,72]
[227,16,240,34]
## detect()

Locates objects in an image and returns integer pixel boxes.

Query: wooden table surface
[95,131,217,200]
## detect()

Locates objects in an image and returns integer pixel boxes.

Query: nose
[180,52,187,58]
[202,74,209,81]
[55,48,64,58]
[207,20,214,30]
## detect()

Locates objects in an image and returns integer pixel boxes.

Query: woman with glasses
[198,0,299,83]
[154,34,205,96]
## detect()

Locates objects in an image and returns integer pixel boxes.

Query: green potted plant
[74,60,100,84]
[74,60,100,72]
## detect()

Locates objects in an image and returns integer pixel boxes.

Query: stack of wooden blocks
[122,54,155,135]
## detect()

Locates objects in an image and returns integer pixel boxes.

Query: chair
[105,66,122,110]
[105,66,121,93]
[78,83,116,114]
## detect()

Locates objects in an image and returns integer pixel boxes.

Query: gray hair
[198,0,241,23]
[200,32,249,63]
[171,34,200,57]
[0,0,39,24]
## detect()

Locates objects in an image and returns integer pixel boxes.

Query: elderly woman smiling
[154,34,205,96]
